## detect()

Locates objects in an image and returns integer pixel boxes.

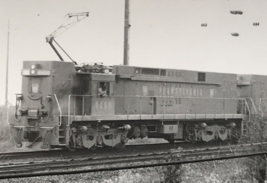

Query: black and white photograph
[0,0,267,182]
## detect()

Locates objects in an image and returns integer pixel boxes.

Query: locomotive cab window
[198,72,206,82]
[28,78,41,93]
[98,82,110,97]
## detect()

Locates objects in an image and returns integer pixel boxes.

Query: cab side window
[98,82,110,97]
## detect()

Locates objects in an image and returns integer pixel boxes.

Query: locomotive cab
[12,61,75,149]
[90,73,115,116]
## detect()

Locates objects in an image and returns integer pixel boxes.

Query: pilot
[98,83,107,97]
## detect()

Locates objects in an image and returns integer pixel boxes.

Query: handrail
[68,94,256,100]
[259,98,263,117]
[244,100,251,121]
[67,94,248,102]
[259,98,267,118]
[246,97,257,114]
[68,95,71,127]
[67,94,249,122]
[54,94,62,126]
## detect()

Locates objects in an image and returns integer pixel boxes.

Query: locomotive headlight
[31,65,36,69]
[31,70,36,74]
[37,70,51,75]
[22,69,51,76]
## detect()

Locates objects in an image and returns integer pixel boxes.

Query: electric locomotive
[10,61,248,150]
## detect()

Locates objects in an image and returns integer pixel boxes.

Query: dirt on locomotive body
[10,61,267,151]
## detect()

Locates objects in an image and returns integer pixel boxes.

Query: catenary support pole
[123,0,130,65]
[5,19,10,127]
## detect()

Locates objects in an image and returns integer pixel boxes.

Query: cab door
[91,80,115,116]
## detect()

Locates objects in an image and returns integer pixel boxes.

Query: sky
[0,0,267,105]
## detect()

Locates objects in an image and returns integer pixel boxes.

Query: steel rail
[0,147,249,170]
[0,143,267,179]
[0,142,180,161]
[0,141,266,166]
[1,141,267,162]
[0,147,254,173]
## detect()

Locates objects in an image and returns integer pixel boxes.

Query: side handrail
[244,100,251,121]
[259,98,267,118]
[259,98,263,117]
[67,95,71,127]
[68,94,94,126]
[69,94,256,100]
[54,94,62,126]
[246,97,257,114]
[68,95,248,120]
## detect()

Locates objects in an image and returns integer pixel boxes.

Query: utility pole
[123,0,130,65]
[5,19,10,126]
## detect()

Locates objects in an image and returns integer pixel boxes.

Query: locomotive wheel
[132,126,141,139]
[166,139,175,144]
[126,124,135,139]
[90,145,97,150]
[230,127,241,144]
[67,129,76,151]
[67,136,76,151]
[185,124,196,143]
[114,142,126,150]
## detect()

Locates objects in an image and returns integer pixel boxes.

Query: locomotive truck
[10,60,263,151]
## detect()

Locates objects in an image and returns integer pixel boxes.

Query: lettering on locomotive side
[158,125,178,134]
[158,85,205,97]
[142,86,148,96]
[210,89,214,97]
[95,101,112,111]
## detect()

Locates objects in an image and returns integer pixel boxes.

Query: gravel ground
[0,158,259,183]
[0,137,259,182]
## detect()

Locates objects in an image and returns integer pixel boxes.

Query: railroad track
[0,140,255,162]
[0,142,267,179]
[0,141,202,161]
